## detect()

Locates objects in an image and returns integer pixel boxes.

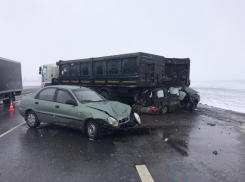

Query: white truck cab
[39,64,59,87]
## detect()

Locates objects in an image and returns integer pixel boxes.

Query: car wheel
[187,102,193,112]
[193,101,198,110]
[100,91,110,100]
[87,120,102,140]
[26,111,40,128]
[160,106,168,115]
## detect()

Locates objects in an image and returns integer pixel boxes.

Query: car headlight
[108,117,118,127]
[133,112,141,125]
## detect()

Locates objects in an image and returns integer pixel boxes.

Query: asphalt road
[0,87,245,182]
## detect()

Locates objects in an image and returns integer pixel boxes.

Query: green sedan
[19,85,141,139]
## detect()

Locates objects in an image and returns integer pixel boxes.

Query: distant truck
[0,57,22,104]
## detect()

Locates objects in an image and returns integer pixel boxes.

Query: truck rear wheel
[3,93,15,104]
[3,99,10,104]
[100,91,110,100]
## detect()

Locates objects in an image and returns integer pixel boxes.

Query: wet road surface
[0,88,245,182]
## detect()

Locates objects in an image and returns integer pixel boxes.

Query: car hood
[183,87,199,95]
[84,101,130,120]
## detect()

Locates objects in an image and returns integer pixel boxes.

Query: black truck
[0,57,22,104]
[50,52,199,111]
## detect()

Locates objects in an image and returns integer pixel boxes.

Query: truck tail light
[150,107,159,112]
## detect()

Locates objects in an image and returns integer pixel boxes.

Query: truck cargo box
[0,57,22,104]
[56,52,165,88]
[165,58,190,86]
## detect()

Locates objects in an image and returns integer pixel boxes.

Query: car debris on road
[207,123,216,126]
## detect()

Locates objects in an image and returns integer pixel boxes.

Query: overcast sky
[1,0,245,81]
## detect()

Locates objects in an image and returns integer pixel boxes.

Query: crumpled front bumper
[102,113,140,131]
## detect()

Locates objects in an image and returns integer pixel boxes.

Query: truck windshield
[72,88,106,103]
[42,67,47,75]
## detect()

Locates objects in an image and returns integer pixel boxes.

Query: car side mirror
[66,100,77,106]
[39,66,42,75]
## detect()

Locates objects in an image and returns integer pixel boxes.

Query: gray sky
[1,0,245,81]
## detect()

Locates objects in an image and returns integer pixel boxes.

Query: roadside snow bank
[192,80,245,113]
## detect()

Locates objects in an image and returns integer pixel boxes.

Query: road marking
[135,165,154,182]
[0,122,25,138]
[221,121,245,130]
[233,124,245,130]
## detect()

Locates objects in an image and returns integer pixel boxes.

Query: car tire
[100,91,110,100]
[193,101,198,110]
[160,106,168,115]
[87,120,102,140]
[26,111,40,128]
[187,102,193,112]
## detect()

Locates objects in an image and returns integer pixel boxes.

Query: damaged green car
[19,85,141,139]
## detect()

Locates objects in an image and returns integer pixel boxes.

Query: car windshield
[72,88,106,102]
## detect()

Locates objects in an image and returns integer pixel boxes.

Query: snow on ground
[192,80,245,113]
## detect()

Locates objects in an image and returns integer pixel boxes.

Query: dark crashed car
[133,87,179,114]
[19,85,141,139]
[133,86,200,115]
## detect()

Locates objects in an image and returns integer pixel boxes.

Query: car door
[34,88,56,123]
[156,89,168,107]
[52,89,82,128]
[167,91,180,110]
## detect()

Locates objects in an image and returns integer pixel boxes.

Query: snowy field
[192,80,245,113]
